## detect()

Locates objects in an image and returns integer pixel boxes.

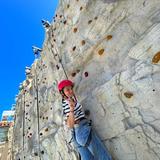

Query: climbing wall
[12,0,160,159]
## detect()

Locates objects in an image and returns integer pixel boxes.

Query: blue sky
[0,0,58,119]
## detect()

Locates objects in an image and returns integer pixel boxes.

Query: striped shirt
[62,98,85,122]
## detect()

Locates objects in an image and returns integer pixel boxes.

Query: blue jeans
[71,119,112,160]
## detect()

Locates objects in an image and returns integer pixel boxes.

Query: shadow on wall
[103,0,118,3]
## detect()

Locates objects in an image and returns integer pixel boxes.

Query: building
[0,110,15,160]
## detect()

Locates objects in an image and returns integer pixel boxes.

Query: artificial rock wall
[13,0,160,160]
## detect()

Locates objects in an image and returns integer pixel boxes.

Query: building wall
[12,0,160,159]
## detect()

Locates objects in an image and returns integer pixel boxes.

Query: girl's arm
[66,111,75,128]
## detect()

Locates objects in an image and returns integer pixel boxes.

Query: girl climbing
[58,79,112,160]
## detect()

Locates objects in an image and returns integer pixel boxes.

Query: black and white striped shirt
[62,98,85,122]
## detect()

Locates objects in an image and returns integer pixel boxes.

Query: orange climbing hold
[152,51,160,64]
[98,49,105,55]
[73,28,78,33]
[45,128,48,132]
[106,35,113,40]
[124,92,133,98]
[81,40,85,45]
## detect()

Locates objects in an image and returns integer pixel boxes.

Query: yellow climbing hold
[106,35,112,40]
[98,49,105,55]
[124,92,133,98]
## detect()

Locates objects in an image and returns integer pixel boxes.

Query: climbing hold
[71,72,76,77]
[61,41,64,44]
[40,133,43,136]
[63,20,67,25]
[28,127,30,130]
[72,46,76,51]
[80,6,83,11]
[76,69,80,73]
[153,89,155,92]
[84,72,89,77]
[98,49,105,55]
[54,39,56,42]
[39,100,40,103]
[94,16,98,20]
[41,151,44,154]
[29,133,32,136]
[106,35,113,40]
[73,28,78,33]
[67,4,70,8]
[56,65,60,70]
[152,51,160,64]
[84,109,90,116]
[34,153,38,156]
[60,15,62,18]
[124,92,133,98]
[88,20,92,24]
[50,107,52,110]
[45,128,48,132]
[81,40,85,46]
[46,117,48,120]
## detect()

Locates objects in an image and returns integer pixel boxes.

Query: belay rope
[35,62,41,160]
[23,91,26,153]
[51,42,69,80]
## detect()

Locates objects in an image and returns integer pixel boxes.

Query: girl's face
[63,85,74,98]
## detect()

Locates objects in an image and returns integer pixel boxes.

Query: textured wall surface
[12,0,160,159]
